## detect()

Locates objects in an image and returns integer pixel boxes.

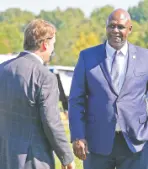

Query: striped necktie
[111,51,121,94]
[111,51,122,131]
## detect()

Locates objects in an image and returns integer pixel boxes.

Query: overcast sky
[0,0,141,16]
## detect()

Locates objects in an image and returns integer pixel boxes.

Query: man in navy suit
[69,8,148,169]
[0,19,75,169]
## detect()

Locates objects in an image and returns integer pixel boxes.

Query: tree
[38,8,64,29]
[0,5,148,65]
[91,5,114,27]
[38,7,85,30]
[128,0,148,23]
[128,20,148,48]
[72,32,101,62]
[0,8,35,23]
[0,23,23,54]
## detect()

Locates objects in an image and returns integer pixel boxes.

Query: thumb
[85,142,89,154]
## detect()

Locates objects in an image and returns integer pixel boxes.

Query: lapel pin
[133,55,136,59]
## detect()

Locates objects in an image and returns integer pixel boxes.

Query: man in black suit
[0,19,75,169]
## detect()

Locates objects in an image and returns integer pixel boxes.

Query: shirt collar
[24,50,44,64]
[106,41,128,58]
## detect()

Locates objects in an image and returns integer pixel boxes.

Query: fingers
[73,140,87,160]
[68,161,75,169]
[74,146,86,160]
[61,161,75,169]
[84,142,89,154]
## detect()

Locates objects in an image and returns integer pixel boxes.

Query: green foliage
[0,4,148,65]
[91,5,114,27]
[37,7,85,30]
[0,22,23,53]
[128,0,148,23]
[72,32,101,59]
[0,8,35,27]
[37,8,64,29]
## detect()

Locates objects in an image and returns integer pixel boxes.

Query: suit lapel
[119,43,137,95]
[126,43,137,77]
[98,43,118,95]
[98,43,137,96]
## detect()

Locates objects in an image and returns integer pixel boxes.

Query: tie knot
[115,50,122,56]
[113,50,122,59]
[113,51,118,60]
[114,50,118,56]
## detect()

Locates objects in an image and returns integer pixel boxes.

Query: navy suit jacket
[0,52,73,169]
[69,42,148,155]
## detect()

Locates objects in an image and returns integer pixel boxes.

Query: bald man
[69,8,148,169]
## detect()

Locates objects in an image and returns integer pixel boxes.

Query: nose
[112,26,119,32]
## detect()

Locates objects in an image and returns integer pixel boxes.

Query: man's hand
[61,161,75,169]
[72,139,89,160]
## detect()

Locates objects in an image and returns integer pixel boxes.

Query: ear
[41,41,47,51]
[128,25,132,34]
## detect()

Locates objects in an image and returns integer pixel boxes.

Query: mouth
[111,36,121,42]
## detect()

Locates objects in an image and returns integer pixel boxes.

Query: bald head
[107,8,131,26]
[106,8,132,50]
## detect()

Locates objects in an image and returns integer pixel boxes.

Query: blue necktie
[111,51,122,131]
[111,51,121,94]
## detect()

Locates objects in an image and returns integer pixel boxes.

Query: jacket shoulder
[136,46,148,54]
[7,55,56,84]
[130,43,148,54]
[80,44,104,56]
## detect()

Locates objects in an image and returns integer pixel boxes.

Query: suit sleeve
[38,72,73,166]
[68,51,87,142]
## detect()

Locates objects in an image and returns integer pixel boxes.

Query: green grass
[55,119,83,169]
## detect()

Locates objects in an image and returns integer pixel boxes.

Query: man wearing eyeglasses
[69,8,148,169]
[0,19,75,169]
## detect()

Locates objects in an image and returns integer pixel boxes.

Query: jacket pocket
[139,114,147,124]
